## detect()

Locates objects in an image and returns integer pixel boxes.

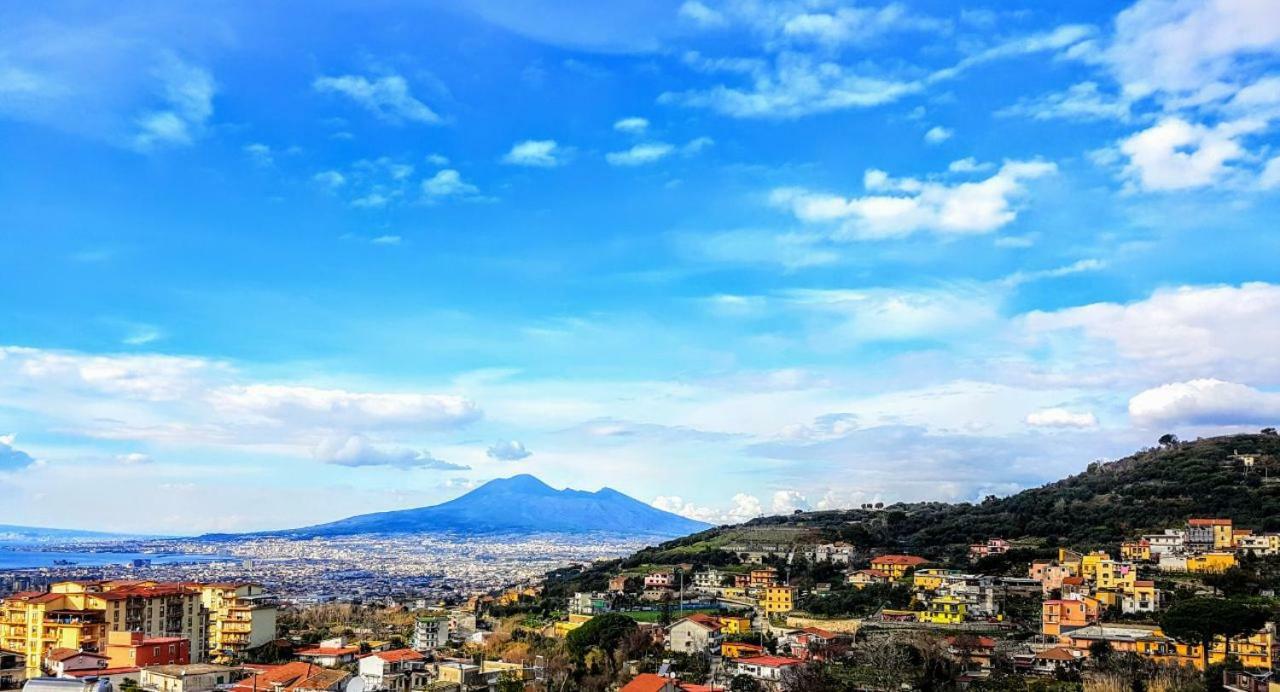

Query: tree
[494,670,524,692]
[729,674,761,692]
[1160,598,1267,676]
[566,612,639,659]
[1159,433,1179,447]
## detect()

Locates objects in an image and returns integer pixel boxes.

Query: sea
[0,543,230,570]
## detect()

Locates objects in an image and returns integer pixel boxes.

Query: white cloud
[1118,116,1265,191]
[115,452,153,465]
[771,489,809,514]
[314,170,346,188]
[779,284,1001,343]
[1025,407,1098,429]
[422,169,479,198]
[0,434,36,472]
[606,142,675,166]
[923,125,952,144]
[1024,282,1280,384]
[313,74,440,124]
[613,116,650,133]
[678,0,726,27]
[948,157,994,173]
[1262,155,1280,189]
[486,440,532,461]
[370,235,401,245]
[1107,0,1280,101]
[502,139,562,167]
[998,81,1132,122]
[243,142,273,166]
[677,229,839,269]
[132,56,215,151]
[314,433,468,470]
[1129,379,1280,427]
[771,160,1056,239]
[1002,258,1106,287]
[776,412,859,441]
[211,384,481,430]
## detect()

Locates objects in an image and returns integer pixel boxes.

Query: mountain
[0,524,130,541]
[584,433,1280,573]
[247,474,711,538]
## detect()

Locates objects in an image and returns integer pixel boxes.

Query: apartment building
[192,583,278,662]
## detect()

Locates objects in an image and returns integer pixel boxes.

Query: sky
[2,0,1280,534]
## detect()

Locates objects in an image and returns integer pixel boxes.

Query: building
[620,674,679,692]
[358,649,426,692]
[434,662,484,690]
[1041,599,1097,638]
[568,592,610,616]
[1237,533,1280,556]
[1061,623,1273,671]
[913,569,964,592]
[666,615,722,655]
[1120,540,1151,562]
[918,595,966,625]
[60,581,207,661]
[1028,562,1072,595]
[295,645,359,668]
[869,555,928,579]
[848,569,891,589]
[644,571,675,589]
[720,642,766,659]
[233,662,351,692]
[104,631,190,668]
[759,586,794,615]
[969,539,1010,559]
[608,576,630,593]
[1143,530,1186,557]
[717,615,751,635]
[192,583,277,663]
[412,616,448,651]
[1121,581,1159,614]
[139,663,244,692]
[43,649,108,677]
[1186,551,1237,573]
[1188,518,1234,550]
[732,656,804,683]
[806,543,855,565]
[747,568,778,589]
[0,591,107,675]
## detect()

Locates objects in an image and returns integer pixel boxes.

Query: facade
[1143,530,1186,557]
[412,616,448,651]
[848,569,891,589]
[1188,518,1234,550]
[665,615,722,655]
[193,583,277,663]
[1120,540,1151,561]
[104,631,190,668]
[918,596,966,625]
[969,539,1010,559]
[0,649,25,690]
[44,649,108,677]
[568,592,610,616]
[869,555,928,579]
[720,642,765,659]
[233,662,351,692]
[296,646,358,667]
[1120,581,1158,614]
[759,586,794,615]
[140,663,243,692]
[1041,599,1097,638]
[358,649,426,692]
[0,591,107,675]
[692,570,721,590]
[644,572,675,589]
[747,568,778,589]
[1061,623,1273,671]
[1186,552,1237,573]
[732,656,804,683]
[717,615,751,635]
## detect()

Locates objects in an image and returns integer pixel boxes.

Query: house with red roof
[666,614,723,655]
[295,646,359,667]
[869,555,929,579]
[357,649,426,692]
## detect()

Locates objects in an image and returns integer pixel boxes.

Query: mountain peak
[478,474,557,494]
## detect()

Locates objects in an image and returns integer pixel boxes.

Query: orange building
[104,631,190,668]
[1041,599,1098,638]
[869,555,929,579]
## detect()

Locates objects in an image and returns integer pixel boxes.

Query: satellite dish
[344,678,365,692]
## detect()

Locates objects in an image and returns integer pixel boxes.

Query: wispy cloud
[313,74,441,124]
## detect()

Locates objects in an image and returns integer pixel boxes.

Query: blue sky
[3,0,1280,533]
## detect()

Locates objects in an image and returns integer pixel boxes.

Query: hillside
[562,433,1280,581]
[227,474,711,539]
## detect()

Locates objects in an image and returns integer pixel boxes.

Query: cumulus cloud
[1118,117,1265,191]
[0,434,36,472]
[313,170,346,189]
[1025,408,1098,429]
[422,169,479,198]
[652,492,766,524]
[1023,282,1280,384]
[313,74,440,124]
[132,56,215,151]
[1129,379,1280,427]
[211,384,481,430]
[923,125,952,144]
[613,116,649,133]
[771,489,809,513]
[502,139,562,167]
[771,160,1056,239]
[606,142,675,166]
[486,440,532,461]
[314,433,468,470]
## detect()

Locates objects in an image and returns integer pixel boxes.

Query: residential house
[1041,598,1097,638]
[1237,534,1280,556]
[968,539,1010,559]
[666,615,723,655]
[1061,623,1273,671]
[946,636,996,678]
[747,568,778,590]
[848,569,891,589]
[1028,561,1072,595]
[412,616,448,651]
[620,674,679,692]
[731,656,804,683]
[692,570,722,590]
[645,571,675,589]
[1188,518,1234,550]
[568,592,610,616]
[806,543,855,565]
[786,627,848,661]
[1121,581,1159,614]
[43,649,108,677]
[191,583,277,664]
[913,569,964,592]
[1143,530,1186,557]
[1187,552,1237,573]
[140,663,244,692]
[720,642,765,659]
[434,662,484,691]
[232,662,350,692]
[1120,540,1151,562]
[869,555,929,579]
[358,649,426,692]
[1030,647,1082,676]
[104,631,190,668]
[918,596,966,625]
[608,575,630,593]
[296,645,359,667]
[759,586,794,615]
[717,615,751,635]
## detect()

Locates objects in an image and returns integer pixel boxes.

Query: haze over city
[4,0,1280,536]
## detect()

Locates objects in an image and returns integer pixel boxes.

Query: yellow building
[1066,624,1271,671]
[1095,561,1137,591]
[192,583,277,663]
[760,586,794,615]
[912,569,961,592]
[1186,552,1237,573]
[552,613,591,637]
[869,555,929,580]
[1057,549,1083,576]
[917,596,966,625]
[718,615,751,634]
[1120,541,1151,562]
[0,592,106,675]
[1079,552,1111,582]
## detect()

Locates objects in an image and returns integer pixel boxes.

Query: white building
[412,616,449,651]
[1143,530,1186,557]
[693,570,722,590]
[732,656,804,682]
[358,649,426,692]
[665,615,723,655]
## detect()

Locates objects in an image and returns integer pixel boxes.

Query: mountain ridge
[210,474,711,539]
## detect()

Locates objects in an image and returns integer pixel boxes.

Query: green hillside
[547,433,1280,594]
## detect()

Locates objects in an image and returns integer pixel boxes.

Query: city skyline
[3,0,1280,533]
